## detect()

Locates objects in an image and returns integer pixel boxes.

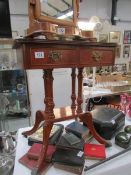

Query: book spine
[54,163,83,175]
[27,154,38,160]
[56,145,83,151]
[27,154,52,162]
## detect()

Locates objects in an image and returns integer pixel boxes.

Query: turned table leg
[71,68,77,111]
[36,121,53,173]
[77,68,83,114]
[31,120,53,175]
[30,69,55,174]
[43,69,55,116]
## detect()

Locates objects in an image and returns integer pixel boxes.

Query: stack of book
[19,143,56,171]
[56,132,85,150]
[65,121,93,142]
[19,121,94,174]
[52,148,85,174]
[19,123,64,172]
[52,121,91,174]
[26,143,56,162]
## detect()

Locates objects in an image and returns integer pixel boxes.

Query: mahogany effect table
[14,39,116,174]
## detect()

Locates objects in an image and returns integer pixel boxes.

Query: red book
[84,143,106,159]
[19,153,50,171]
[19,153,37,170]
[19,154,50,170]
[27,143,56,161]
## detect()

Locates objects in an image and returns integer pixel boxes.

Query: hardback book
[84,143,106,160]
[65,121,89,139]
[56,133,84,150]
[54,162,84,175]
[28,124,63,142]
[52,148,85,166]
[27,143,56,161]
[28,124,64,146]
[19,153,51,171]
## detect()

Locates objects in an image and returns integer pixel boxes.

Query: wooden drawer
[80,47,115,67]
[30,47,78,68]
[14,39,117,69]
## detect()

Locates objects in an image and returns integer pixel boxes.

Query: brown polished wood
[27,0,79,35]
[14,39,116,69]
[14,39,116,174]
[71,68,77,111]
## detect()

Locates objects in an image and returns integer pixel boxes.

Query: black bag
[91,107,125,140]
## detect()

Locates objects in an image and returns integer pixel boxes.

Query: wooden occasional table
[14,39,116,174]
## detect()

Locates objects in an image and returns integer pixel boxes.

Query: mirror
[27,0,79,36]
[40,0,73,22]
[35,0,78,26]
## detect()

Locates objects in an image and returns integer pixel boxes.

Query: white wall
[117,0,131,21]
[79,0,112,20]
[79,0,131,21]
[9,0,28,15]
[9,0,29,36]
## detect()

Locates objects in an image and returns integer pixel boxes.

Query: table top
[83,86,131,99]
[14,38,117,47]
[13,119,131,175]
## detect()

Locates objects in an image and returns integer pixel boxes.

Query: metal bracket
[49,51,61,61]
[92,51,103,62]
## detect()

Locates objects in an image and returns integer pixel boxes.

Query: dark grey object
[91,106,125,139]
[115,131,131,149]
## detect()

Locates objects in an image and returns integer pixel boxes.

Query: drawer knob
[92,51,103,61]
[49,51,61,61]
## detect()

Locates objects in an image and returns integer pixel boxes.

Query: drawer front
[80,47,115,67]
[30,48,78,68]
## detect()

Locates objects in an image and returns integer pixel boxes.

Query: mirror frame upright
[27,0,80,36]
